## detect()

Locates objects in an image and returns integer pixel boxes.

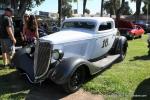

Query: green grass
[0,61,29,100]
[0,35,150,100]
[83,35,150,99]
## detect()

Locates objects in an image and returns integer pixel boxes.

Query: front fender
[12,48,35,82]
[50,57,91,84]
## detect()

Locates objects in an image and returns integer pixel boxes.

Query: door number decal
[102,38,109,48]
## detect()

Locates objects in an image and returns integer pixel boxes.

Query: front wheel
[62,67,85,93]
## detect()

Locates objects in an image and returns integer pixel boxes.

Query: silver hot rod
[13,17,128,93]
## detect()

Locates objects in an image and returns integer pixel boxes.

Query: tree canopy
[0,0,45,17]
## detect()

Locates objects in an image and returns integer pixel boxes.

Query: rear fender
[118,36,128,52]
[110,36,128,54]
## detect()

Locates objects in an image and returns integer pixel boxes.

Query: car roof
[64,17,114,23]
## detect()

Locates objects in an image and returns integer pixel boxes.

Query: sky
[30,0,143,15]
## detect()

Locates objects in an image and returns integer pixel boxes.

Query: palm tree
[58,0,62,26]
[101,0,104,16]
[83,0,87,16]
[131,0,142,21]
[131,0,142,16]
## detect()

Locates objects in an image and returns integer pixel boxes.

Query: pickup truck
[13,17,128,93]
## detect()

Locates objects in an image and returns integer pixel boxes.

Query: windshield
[62,21,96,30]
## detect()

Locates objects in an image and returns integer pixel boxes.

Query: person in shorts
[0,8,16,66]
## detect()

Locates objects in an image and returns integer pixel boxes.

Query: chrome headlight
[26,45,35,55]
[52,49,64,60]
[26,47,31,54]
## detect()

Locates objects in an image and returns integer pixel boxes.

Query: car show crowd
[0,8,48,67]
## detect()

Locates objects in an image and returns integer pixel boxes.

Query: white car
[13,17,128,93]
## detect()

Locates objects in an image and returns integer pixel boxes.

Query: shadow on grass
[0,64,4,70]
[0,70,70,100]
[8,93,27,99]
[130,55,150,61]
[0,56,2,60]
[132,78,150,100]
[26,80,70,100]
[0,71,30,99]
[26,64,114,100]
[0,63,114,100]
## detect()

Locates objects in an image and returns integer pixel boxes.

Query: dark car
[133,20,150,33]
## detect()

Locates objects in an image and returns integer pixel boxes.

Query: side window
[99,22,112,31]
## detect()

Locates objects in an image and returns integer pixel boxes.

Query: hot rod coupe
[13,17,128,93]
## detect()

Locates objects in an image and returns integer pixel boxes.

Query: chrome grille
[34,41,52,81]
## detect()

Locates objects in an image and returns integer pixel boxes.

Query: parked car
[133,20,150,33]
[13,17,128,93]
[117,19,145,40]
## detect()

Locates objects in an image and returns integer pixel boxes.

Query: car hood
[40,29,93,44]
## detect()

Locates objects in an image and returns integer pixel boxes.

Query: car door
[91,21,117,59]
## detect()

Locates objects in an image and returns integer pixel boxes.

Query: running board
[91,54,120,74]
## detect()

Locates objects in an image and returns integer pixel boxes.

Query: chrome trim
[33,40,52,82]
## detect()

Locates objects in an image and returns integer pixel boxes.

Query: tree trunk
[101,0,104,17]
[58,0,62,26]
[83,0,87,16]
[135,0,142,21]
[12,0,28,17]
[17,0,27,17]
[116,0,125,20]
[116,0,125,27]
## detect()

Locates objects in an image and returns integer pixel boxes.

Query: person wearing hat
[0,8,16,67]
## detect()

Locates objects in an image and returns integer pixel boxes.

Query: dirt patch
[26,81,104,100]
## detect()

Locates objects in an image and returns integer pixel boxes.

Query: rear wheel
[62,67,85,93]
[118,42,128,61]
[139,35,142,38]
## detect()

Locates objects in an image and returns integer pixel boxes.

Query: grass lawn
[83,35,150,99]
[0,35,150,100]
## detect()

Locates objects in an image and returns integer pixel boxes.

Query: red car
[129,25,145,38]
[117,19,145,40]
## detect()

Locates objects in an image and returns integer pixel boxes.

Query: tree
[142,0,150,15]
[58,0,72,25]
[103,0,118,16]
[121,2,132,15]
[0,0,45,17]
[83,0,87,15]
[58,0,72,18]
[101,0,104,16]
[62,0,72,18]
[131,0,142,16]
[116,0,126,20]
[104,0,132,16]
[85,8,90,14]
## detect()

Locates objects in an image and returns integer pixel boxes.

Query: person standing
[0,8,16,66]
[24,15,39,44]
[21,14,29,45]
